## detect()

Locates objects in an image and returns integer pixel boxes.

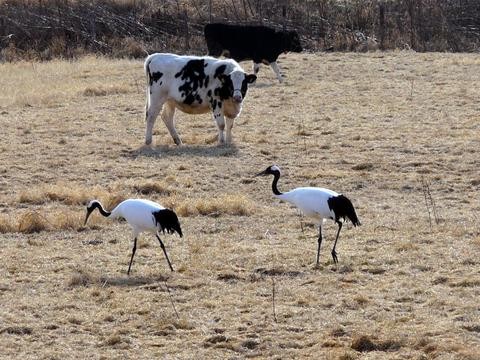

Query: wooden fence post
[209,0,212,22]
[183,7,189,51]
[406,0,416,50]
[379,2,386,50]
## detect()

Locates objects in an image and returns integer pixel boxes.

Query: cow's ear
[218,74,228,83]
[246,74,257,84]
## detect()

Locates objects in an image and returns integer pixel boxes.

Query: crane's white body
[85,198,181,273]
[276,187,339,223]
[257,164,360,265]
[109,199,166,237]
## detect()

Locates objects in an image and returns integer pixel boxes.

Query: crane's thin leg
[316,225,323,266]
[331,221,343,264]
[127,237,137,275]
[156,234,174,272]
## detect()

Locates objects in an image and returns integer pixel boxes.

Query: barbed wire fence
[0,0,479,61]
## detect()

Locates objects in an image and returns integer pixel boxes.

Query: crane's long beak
[84,208,94,226]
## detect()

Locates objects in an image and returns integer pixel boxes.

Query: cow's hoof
[173,138,183,146]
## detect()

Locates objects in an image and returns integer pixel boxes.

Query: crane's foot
[331,250,338,264]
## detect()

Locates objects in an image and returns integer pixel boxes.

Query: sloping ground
[0,52,479,359]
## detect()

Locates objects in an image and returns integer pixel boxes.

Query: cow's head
[285,31,303,53]
[218,70,256,103]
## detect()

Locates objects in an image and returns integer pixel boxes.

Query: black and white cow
[144,53,256,146]
[204,23,302,83]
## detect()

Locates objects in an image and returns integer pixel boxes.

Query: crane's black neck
[271,171,283,196]
[93,202,111,217]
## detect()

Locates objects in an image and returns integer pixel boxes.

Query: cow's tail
[144,57,152,120]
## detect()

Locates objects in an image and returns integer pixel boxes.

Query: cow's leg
[270,61,284,83]
[161,101,182,145]
[145,95,165,146]
[225,116,235,145]
[213,109,225,145]
[252,62,260,84]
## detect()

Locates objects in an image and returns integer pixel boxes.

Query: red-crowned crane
[84,199,183,274]
[256,165,360,265]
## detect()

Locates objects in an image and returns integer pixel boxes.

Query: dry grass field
[0,51,479,359]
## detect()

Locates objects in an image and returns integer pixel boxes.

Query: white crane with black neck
[84,199,183,274]
[256,165,361,265]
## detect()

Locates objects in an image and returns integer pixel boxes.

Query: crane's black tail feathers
[153,209,183,237]
[328,195,361,227]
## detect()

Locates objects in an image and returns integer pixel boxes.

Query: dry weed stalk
[272,277,278,323]
[164,280,180,320]
[296,117,308,154]
[297,209,305,233]
[421,176,440,228]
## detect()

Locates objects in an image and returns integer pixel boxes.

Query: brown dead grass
[83,85,131,97]
[129,180,174,196]
[351,334,403,352]
[17,211,50,233]
[2,209,90,233]
[17,182,121,206]
[68,268,96,287]
[179,194,255,217]
[0,214,17,233]
[0,52,479,359]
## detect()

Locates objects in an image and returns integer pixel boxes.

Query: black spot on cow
[175,59,209,105]
[184,94,196,105]
[150,71,163,86]
[175,59,207,88]
[214,64,227,79]
[207,90,212,97]
[214,76,233,101]
[210,98,217,110]
[240,78,250,98]
[146,60,163,86]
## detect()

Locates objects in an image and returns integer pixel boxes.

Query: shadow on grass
[98,274,169,288]
[68,269,170,288]
[254,267,303,277]
[253,82,276,89]
[122,143,239,158]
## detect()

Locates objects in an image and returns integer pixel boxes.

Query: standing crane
[84,199,183,274]
[256,165,360,265]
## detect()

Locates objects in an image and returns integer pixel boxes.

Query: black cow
[204,23,302,83]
